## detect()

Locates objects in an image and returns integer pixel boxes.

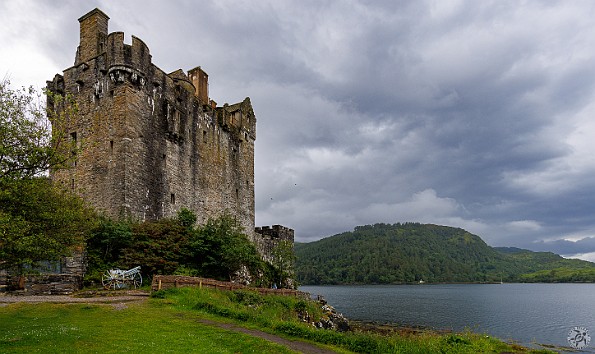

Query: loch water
[300,283,595,351]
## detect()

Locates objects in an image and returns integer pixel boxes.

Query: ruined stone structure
[41,8,296,289]
[0,253,85,294]
[47,8,258,234]
[254,225,295,263]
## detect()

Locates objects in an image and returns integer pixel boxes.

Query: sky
[2,0,595,261]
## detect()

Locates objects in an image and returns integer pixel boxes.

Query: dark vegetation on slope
[295,223,595,285]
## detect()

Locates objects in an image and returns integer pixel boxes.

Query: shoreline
[300,283,590,352]
[301,280,595,286]
[347,319,571,353]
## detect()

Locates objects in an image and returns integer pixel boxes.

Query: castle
[45,9,292,266]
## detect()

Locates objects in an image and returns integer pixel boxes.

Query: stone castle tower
[47,8,291,247]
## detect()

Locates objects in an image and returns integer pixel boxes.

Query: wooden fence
[151,275,310,299]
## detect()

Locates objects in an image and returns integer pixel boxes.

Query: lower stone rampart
[254,225,294,263]
[1,274,83,295]
[0,250,86,295]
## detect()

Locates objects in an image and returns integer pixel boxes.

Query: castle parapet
[255,225,294,242]
[106,32,125,66]
[105,32,152,76]
[254,225,294,265]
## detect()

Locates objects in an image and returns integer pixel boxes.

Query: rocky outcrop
[297,296,350,332]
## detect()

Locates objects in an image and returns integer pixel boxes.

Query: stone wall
[254,225,295,262]
[47,8,256,233]
[0,270,7,292]
[0,250,86,294]
[2,275,82,295]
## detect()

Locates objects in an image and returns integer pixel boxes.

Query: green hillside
[295,223,595,284]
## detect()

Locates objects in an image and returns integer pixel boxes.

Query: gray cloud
[3,0,595,260]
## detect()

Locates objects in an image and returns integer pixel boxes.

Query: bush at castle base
[85,209,288,288]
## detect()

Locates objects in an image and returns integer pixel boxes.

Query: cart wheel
[102,270,116,290]
[132,272,142,289]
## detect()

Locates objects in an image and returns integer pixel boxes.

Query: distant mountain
[295,223,595,284]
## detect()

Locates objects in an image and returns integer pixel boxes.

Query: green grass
[154,287,554,354]
[0,301,295,353]
[0,288,555,353]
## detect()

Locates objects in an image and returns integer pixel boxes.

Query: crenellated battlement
[253,225,294,264]
[102,32,152,75]
[255,225,294,241]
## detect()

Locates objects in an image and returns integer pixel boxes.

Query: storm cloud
[3,0,595,261]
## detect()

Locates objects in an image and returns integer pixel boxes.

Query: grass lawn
[0,287,556,353]
[156,287,554,354]
[0,301,296,353]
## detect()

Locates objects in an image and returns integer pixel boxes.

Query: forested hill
[295,223,595,284]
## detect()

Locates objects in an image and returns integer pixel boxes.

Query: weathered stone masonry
[46,9,293,261]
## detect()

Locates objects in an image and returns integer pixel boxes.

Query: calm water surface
[300,284,595,351]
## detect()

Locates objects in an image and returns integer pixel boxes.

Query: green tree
[84,217,134,283]
[119,217,192,277]
[0,178,95,274]
[0,79,78,179]
[0,79,91,275]
[271,240,296,288]
[190,213,263,281]
[177,208,197,229]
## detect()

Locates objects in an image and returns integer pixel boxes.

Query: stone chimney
[76,8,109,65]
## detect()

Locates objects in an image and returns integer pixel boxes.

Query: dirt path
[0,294,339,353]
[197,319,338,354]
[0,292,148,305]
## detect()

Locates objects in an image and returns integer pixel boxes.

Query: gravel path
[0,295,146,304]
[0,290,149,305]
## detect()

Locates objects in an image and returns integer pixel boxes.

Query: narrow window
[203,130,207,143]
[174,110,180,132]
[71,132,78,166]
[110,140,114,153]
[71,178,75,190]
[236,188,239,198]
[171,193,176,204]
